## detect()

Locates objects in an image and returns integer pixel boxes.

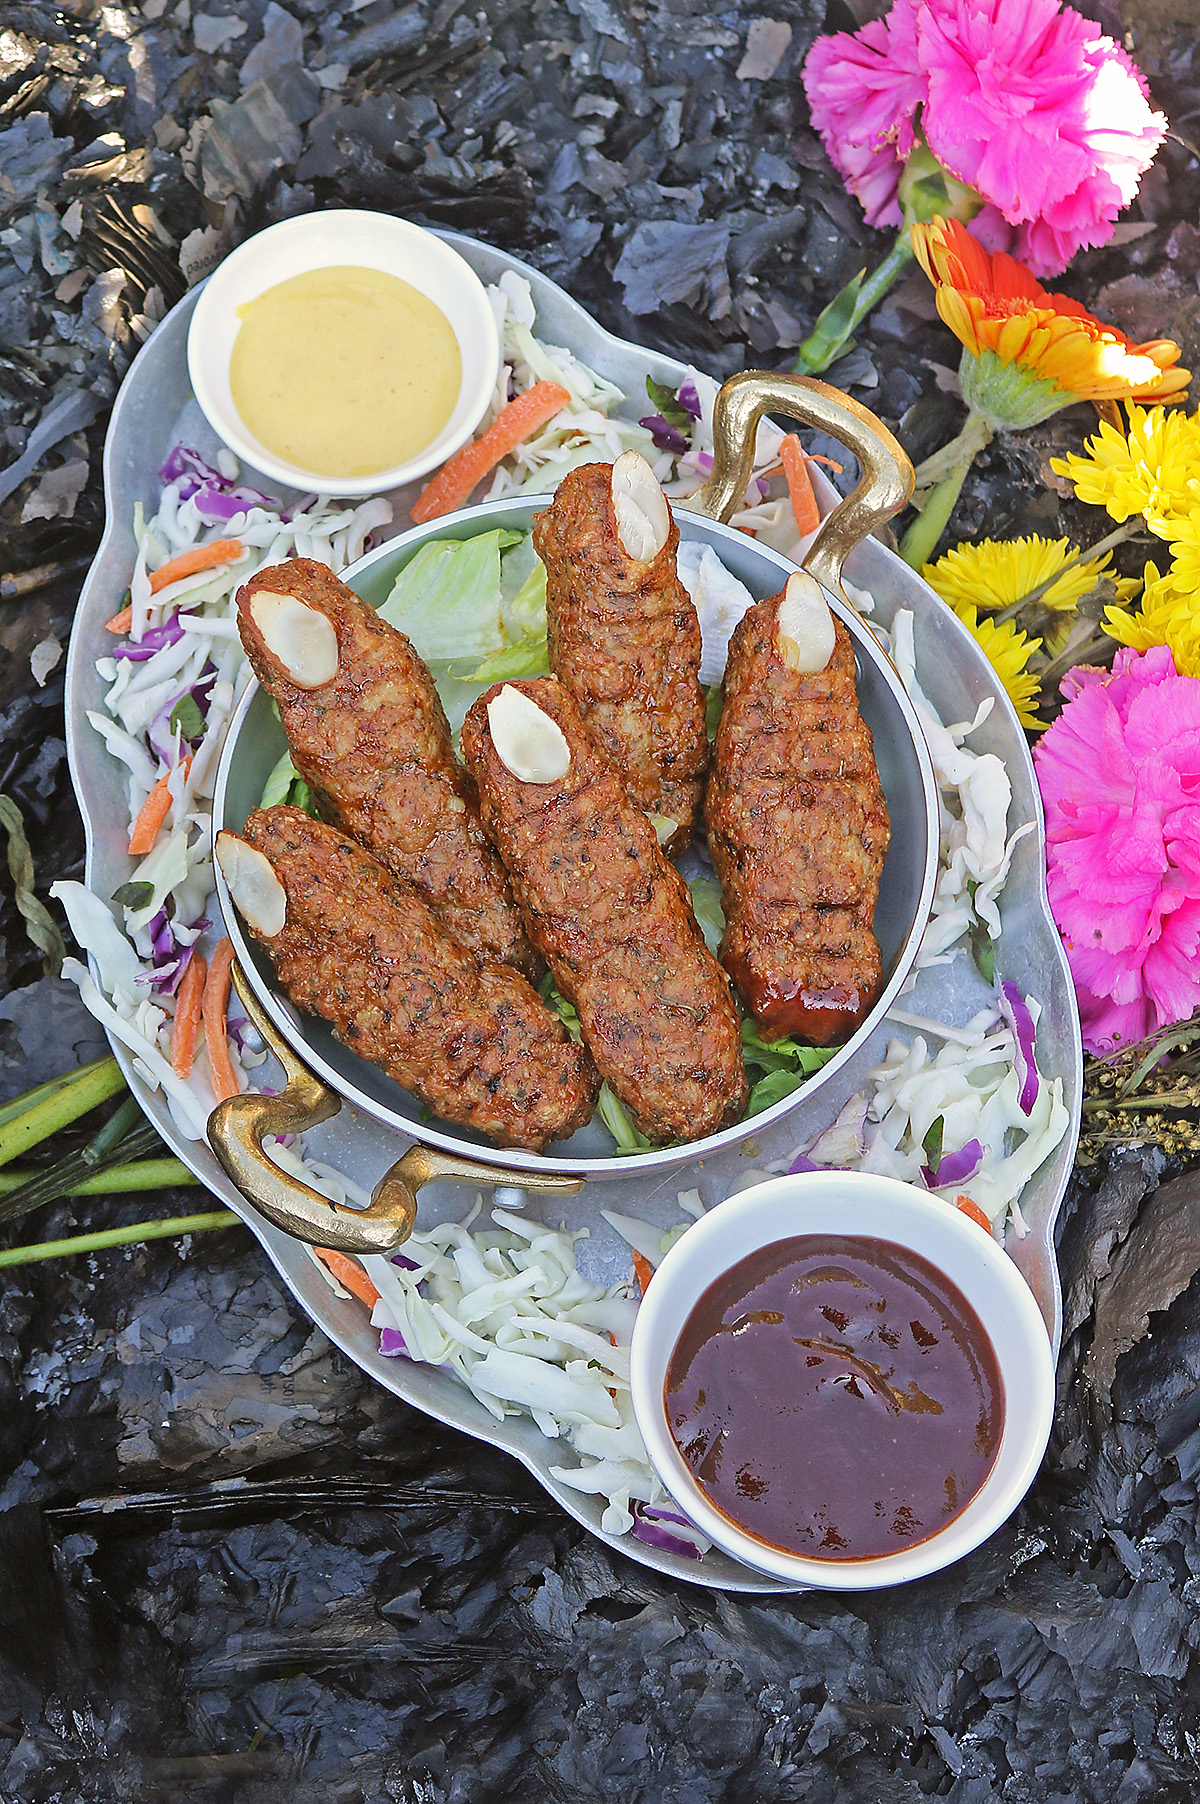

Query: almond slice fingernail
[249,590,339,688]
[487,685,572,784]
[611,450,670,562]
[775,570,835,674]
[216,831,287,938]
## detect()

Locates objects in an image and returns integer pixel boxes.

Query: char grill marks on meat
[533,462,706,854]
[461,678,746,1145]
[706,588,890,1046]
[236,559,536,977]
[233,807,598,1153]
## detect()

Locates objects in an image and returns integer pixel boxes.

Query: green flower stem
[793,236,917,377]
[0,1056,127,1170]
[81,1093,142,1164]
[1035,625,1117,695]
[900,456,976,568]
[991,521,1144,627]
[0,1211,241,1268]
[0,1119,164,1229]
[0,1067,89,1134]
[0,1157,194,1197]
[912,413,994,489]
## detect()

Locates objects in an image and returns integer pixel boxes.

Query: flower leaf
[0,794,65,976]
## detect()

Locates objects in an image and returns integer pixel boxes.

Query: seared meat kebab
[217,808,597,1153]
[533,453,707,855]
[461,677,746,1143]
[236,558,536,977]
[706,570,890,1046]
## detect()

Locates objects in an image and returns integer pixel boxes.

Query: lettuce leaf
[379,529,521,659]
[471,551,550,680]
[686,877,725,956]
[740,1016,837,1077]
[260,747,317,816]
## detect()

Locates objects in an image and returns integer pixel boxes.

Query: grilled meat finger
[461,679,746,1144]
[236,558,536,977]
[533,456,707,854]
[706,572,890,1045]
[219,807,598,1153]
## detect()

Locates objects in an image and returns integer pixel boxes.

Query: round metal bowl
[210,374,939,1192]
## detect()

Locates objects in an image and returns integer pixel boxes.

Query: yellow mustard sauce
[228,265,462,478]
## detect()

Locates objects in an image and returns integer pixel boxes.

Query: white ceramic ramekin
[630,1171,1055,1589]
[186,209,499,496]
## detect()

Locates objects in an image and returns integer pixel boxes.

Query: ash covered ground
[3,0,1200,1797]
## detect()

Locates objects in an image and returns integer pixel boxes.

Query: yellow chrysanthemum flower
[1104,560,1200,679]
[1161,512,1200,597]
[923,535,1137,616]
[953,605,1045,729]
[1051,404,1200,527]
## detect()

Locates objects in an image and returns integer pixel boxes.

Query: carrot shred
[780,434,821,536]
[127,755,190,856]
[631,1249,655,1296]
[956,1194,993,1234]
[105,604,133,633]
[202,936,239,1103]
[148,537,243,595]
[171,950,208,1078]
[315,1247,381,1309]
[410,381,572,523]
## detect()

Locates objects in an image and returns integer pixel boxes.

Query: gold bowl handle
[208,961,583,1256]
[691,370,914,600]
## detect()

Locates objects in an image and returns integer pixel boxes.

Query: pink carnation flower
[1033,646,1200,1054]
[802,0,1166,277]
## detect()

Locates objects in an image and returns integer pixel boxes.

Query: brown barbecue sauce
[665,1236,1003,1560]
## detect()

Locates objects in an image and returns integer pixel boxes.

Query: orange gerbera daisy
[912,217,1189,423]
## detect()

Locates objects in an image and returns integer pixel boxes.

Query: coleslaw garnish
[786,996,1069,1232]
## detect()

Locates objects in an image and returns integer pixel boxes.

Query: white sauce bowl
[630,1171,1055,1589]
[186,209,500,496]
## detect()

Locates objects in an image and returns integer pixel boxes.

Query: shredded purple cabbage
[147,701,176,768]
[193,487,250,522]
[921,1137,985,1191]
[391,1252,420,1272]
[630,1500,704,1558]
[639,413,689,454]
[788,1152,821,1174]
[159,444,276,516]
[998,981,1040,1115]
[378,1327,410,1358]
[677,379,702,420]
[131,908,195,996]
[113,618,185,661]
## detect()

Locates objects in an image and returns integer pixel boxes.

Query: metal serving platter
[64,233,1082,1593]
